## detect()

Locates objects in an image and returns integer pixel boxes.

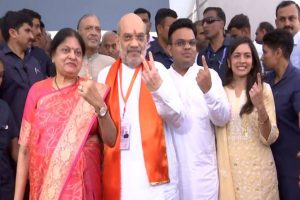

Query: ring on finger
[78,85,83,92]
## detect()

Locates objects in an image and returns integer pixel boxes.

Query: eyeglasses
[173,39,197,47]
[202,17,221,25]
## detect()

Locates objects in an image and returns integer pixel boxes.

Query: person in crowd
[0,11,44,129]
[227,14,251,38]
[100,31,119,59]
[167,18,230,200]
[255,21,274,44]
[147,8,177,68]
[77,14,115,80]
[275,0,300,69]
[194,20,209,53]
[14,28,117,200]
[254,21,275,72]
[0,18,4,46]
[263,29,300,200]
[20,8,55,77]
[98,13,183,200]
[216,37,279,200]
[0,58,18,200]
[197,7,231,81]
[35,21,52,55]
[134,8,153,43]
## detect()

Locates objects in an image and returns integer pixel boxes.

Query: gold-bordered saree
[19,77,109,200]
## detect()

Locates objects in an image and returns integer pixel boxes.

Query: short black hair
[193,20,202,27]
[227,14,250,31]
[40,20,45,29]
[19,8,41,22]
[155,8,177,32]
[257,21,274,33]
[276,0,300,17]
[263,29,294,60]
[50,28,85,58]
[168,18,196,44]
[134,8,151,20]
[1,10,33,42]
[203,7,226,25]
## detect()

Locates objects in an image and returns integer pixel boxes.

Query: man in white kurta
[77,14,115,80]
[167,18,230,200]
[98,13,183,200]
[275,1,300,69]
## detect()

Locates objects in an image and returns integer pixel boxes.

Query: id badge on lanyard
[119,65,139,150]
[120,117,131,150]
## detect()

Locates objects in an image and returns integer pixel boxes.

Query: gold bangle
[258,116,269,125]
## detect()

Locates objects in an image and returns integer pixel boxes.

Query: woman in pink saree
[14,28,117,200]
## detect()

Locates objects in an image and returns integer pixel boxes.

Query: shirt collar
[293,31,300,45]
[207,36,231,53]
[149,40,165,54]
[2,43,30,58]
[268,63,294,85]
[84,53,98,62]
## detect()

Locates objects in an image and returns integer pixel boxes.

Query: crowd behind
[0,0,300,200]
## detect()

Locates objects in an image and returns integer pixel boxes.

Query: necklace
[54,76,79,91]
[54,76,61,91]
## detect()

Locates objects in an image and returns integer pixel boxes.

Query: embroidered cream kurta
[217,83,279,200]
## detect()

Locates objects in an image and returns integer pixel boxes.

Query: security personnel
[0,99,18,199]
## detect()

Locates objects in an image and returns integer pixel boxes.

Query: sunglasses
[202,17,221,25]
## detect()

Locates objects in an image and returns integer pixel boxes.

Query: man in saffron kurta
[98,13,183,200]
[167,19,230,200]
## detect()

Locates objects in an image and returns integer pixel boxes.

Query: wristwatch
[97,105,108,117]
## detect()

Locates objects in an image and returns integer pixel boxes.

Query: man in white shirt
[100,31,120,59]
[98,13,183,200]
[77,14,115,80]
[167,18,230,200]
[275,0,300,69]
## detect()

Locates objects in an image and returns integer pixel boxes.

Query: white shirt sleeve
[151,62,184,128]
[204,69,231,126]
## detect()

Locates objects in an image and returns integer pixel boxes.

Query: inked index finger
[148,51,155,71]
[141,54,150,72]
[201,55,209,71]
[257,73,262,87]
[84,64,92,80]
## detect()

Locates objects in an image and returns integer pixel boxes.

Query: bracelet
[258,116,269,125]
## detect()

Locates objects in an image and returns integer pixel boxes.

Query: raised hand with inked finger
[78,66,107,111]
[141,51,163,92]
[196,55,212,93]
[249,73,264,109]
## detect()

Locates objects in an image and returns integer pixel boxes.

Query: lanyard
[119,65,140,118]
[207,47,227,69]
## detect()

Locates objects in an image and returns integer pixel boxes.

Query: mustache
[127,47,142,53]
[283,26,293,30]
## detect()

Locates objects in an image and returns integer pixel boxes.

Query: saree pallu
[19,78,108,200]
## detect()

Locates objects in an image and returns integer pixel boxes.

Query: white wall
[170,0,300,39]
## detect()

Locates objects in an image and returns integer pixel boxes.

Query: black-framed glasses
[202,17,221,25]
[173,39,197,47]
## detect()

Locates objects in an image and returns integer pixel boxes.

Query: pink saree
[19,78,108,200]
